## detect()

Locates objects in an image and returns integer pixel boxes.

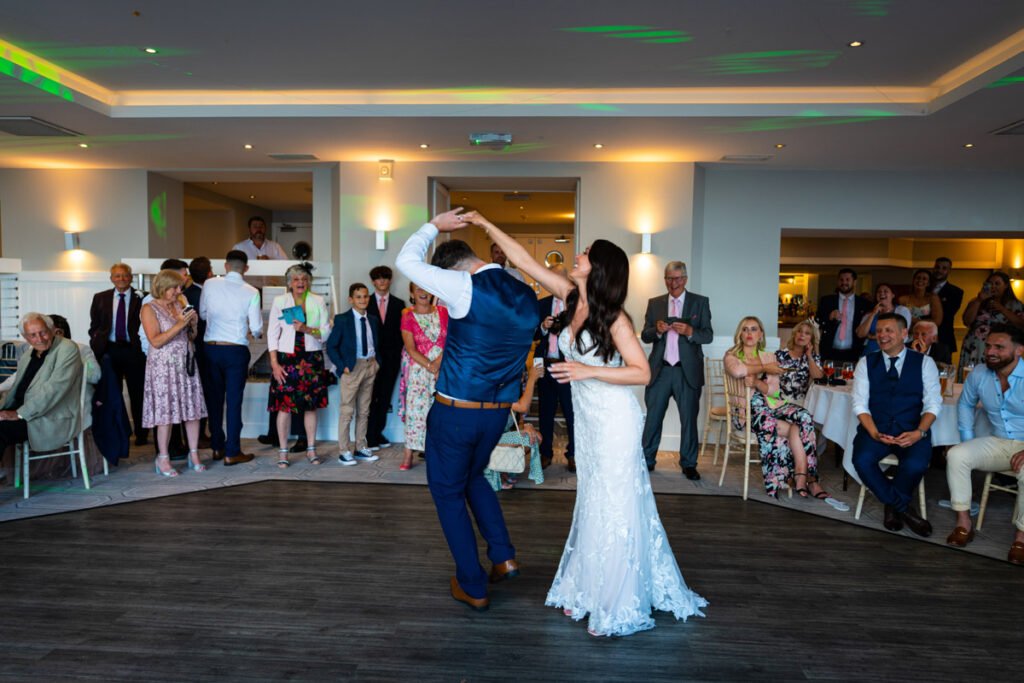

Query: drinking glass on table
[823,360,835,384]
[938,364,954,397]
[841,362,855,381]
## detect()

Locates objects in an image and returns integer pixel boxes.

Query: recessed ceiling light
[419,143,429,149]
[212,181,219,185]
[775,143,786,149]
[143,47,158,54]
[593,143,604,149]
[963,143,975,148]
[847,40,864,48]
[249,195,255,199]
[243,143,253,150]
[78,143,89,148]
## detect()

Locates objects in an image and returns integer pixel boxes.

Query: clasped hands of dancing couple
[397,207,706,638]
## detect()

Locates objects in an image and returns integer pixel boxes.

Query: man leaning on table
[944,324,1024,564]
[852,312,942,537]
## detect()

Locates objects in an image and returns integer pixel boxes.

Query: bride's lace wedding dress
[545,329,708,637]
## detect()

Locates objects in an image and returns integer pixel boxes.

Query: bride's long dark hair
[558,239,631,363]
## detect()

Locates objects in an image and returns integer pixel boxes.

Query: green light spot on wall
[986,76,1024,89]
[150,192,167,238]
[578,103,621,112]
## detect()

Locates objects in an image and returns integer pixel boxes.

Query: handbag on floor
[487,412,526,474]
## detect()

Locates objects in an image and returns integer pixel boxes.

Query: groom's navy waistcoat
[438,268,538,404]
[864,350,924,434]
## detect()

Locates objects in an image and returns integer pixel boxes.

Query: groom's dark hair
[431,239,477,270]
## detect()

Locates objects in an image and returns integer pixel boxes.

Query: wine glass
[842,362,855,381]
[823,360,835,384]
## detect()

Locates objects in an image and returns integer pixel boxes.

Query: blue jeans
[205,344,250,457]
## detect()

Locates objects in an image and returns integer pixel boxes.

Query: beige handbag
[487,412,526,473]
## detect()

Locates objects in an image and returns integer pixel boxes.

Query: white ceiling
[1,1,1023,172]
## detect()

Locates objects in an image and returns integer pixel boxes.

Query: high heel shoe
[187,450,207,472]
[155,454,179,477]
[277,448,290,469]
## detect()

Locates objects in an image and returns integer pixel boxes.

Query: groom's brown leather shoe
[489,559,520,583]
[450,577,489,611]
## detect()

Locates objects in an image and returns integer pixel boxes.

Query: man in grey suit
[641,261,713,479]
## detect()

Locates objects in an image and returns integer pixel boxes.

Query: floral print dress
[774,347,820,404]
[398,306,448,451]
[958,299,1024,379]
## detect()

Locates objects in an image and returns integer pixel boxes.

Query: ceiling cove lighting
[847,40,864,48]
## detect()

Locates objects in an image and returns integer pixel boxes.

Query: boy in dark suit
[326,283,381,466]
[365,266,406,450]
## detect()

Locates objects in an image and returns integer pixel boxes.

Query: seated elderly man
[852,312,942,537]
[0,313,84,457]
[908,320,952,365]
[945,324,1024,564]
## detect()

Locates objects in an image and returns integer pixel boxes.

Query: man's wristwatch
[919,429,930,439]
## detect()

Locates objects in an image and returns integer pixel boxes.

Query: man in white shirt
[232,216,288,261]
[816,268,871,363]
[490,242,526,283]
[199,250,263,465]
[852,313,942,537]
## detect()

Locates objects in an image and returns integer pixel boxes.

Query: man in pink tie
[536,264,575,471]
[641,261,713,479]
[815,268,870,364]
[366,265,407,450]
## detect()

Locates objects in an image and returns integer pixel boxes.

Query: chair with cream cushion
[854,453,926,520]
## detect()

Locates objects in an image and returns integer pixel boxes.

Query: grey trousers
[642,365,702,468]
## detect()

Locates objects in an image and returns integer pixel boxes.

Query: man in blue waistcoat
[852,312,943,536]
[396,208,539,611]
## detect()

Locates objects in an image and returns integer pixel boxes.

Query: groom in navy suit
[396,208,538,611]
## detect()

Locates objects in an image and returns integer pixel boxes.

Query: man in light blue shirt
[945,324,1024,564]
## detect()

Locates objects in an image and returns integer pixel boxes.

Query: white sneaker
[338,451,358,466]
[380,441,392,448]
[367,445,381,452]
[354,449,380,462]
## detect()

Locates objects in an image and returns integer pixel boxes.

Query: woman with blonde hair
[140,269,207,476]
[775,319,824,404]
[267,263,331,467]
[723,316,825,500]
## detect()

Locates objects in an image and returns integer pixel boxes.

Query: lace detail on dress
[544,329,707,636]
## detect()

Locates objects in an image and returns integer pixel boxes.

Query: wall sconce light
[375,230,387,251]
[378,159,394,180]
[640,233,652,254]
[64,232,80,251]
[1008,267,1024,282]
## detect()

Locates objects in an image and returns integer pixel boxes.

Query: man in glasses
[641,262,713,480]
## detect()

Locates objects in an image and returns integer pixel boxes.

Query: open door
[429,179,451,242]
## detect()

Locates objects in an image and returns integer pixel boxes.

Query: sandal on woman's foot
[187,449,207,472]
[813,490,830,500]
[793,472,809,498]
[277,449,290,469]
[305,447,323,465]
[399,460,413,471]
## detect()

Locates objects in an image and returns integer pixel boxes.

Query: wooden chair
[977,470,1017,531]
[854,454,927,520]
[700,357,728,465]
[719,373,791,500]
[13,362,106,499]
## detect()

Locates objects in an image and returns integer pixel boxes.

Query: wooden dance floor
[0,481,1017,681]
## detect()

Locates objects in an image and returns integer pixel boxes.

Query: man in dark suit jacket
[908,320,953,365]
[186,257,213,446]
[932,257,964,352]
[536,278,575,471]
[326,283,382,464]
[641,261,713,479]
[88,263,148,445]
[815,268,872,364]
[365,266,407,450]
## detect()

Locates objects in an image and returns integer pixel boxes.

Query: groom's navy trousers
[424,400,516,599]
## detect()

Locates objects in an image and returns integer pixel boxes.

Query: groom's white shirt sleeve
[396,222,502,320]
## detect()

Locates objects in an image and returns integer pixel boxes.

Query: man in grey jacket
[641,262,713,479]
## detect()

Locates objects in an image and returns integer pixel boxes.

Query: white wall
[698,168,1024,338]
[0,169,149,271]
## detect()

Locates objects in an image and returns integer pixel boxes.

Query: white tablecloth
[804,382,988,484]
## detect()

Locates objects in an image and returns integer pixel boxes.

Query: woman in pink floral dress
[398,284,448,470]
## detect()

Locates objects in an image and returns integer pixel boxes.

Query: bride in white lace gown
[462,210,707,637]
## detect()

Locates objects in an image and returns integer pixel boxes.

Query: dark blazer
[934,281,964,351]
[815,293,872,358]
[89,287,145,358]
[535,295,567,361]
[184,283,207,354]
[906,340,953,366]
[640,291,713,388]
[326,309,380,374]
[366,293,406,359]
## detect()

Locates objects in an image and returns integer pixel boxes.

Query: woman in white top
[267,264,332,467]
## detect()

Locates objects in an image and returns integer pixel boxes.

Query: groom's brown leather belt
[434,394,512,410]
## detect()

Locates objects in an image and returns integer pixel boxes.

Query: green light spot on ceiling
[606,30,686,39]
[562,25,655,33]
[643,37,692,44]
[562,25,692,45]
[986,76,1024,89]
[150,192,167,239]
[0,49,74,102]
[710,115,890,134]
[690,50,839,75]
[17,43,193,72]
[851,0,890,17]
[578,103,621,112]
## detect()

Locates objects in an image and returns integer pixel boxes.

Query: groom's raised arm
[396,222,473,319]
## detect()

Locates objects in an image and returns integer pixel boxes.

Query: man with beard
[816,268,871,364]
[932,257,964,353]
[944,325,1024,564]
[233,216,288,261]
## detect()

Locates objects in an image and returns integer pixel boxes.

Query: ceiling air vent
[990,119,1024,135]
[720,154,773,162]
[469,132,513,148]
[0,116,81,137]
[267,153,320,160]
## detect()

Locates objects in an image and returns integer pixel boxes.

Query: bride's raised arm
[462,211,574,301]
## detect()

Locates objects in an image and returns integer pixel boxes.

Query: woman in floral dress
[774,319,823,404]
[398,284,448,470]
[958,271,1024,380]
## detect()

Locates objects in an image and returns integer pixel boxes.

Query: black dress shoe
[682,466,701,481]
[883,504,904,532]
[289,438,308,454]
[257,434,277,446]
[566,460,576,473]
[211,450,226,461]
[647,463,655,472]
[900,507,933,537]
